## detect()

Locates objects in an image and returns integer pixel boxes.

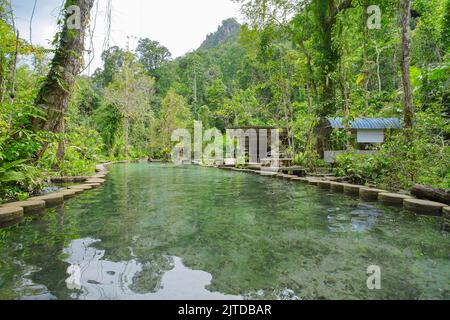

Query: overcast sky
[11,0,243,74]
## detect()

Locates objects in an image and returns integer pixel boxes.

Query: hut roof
[325,118,402,130]
[227,126,280,130]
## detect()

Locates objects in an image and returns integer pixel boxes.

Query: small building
[315,117,402,163]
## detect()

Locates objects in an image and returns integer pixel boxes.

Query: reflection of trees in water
[62,239,241,300]
[0,204,78,300]
[129,255,172,294]
[60,238,173,299]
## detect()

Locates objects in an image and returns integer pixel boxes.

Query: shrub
[334,152,388,186]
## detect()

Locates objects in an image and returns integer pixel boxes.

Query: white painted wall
[357,130,385,143]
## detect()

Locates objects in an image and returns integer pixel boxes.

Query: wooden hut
[315,117,402,163]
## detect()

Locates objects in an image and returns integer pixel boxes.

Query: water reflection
[1,164,448,300]
[63,238,241,300]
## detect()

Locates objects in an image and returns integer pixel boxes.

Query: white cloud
[11,0,243,75]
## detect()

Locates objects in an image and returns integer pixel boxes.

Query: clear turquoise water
[0,163,448,300]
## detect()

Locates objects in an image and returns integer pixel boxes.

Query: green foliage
[102,52,156,158]
[41,126,103,176]
[412,0,448,65]
[159,89,193,149]
[334,152,389,186]
[96,46,126,87]
[136,38,172,76]
[92,102,122,152]
[417,60,450,112]
[329,129,352,151]
[293,150,323,170]
[0,99,46,201]
[71,77,102,117]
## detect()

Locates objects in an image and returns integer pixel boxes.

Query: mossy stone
[307,179,320,185]
[68,185,93,191]
[342,184,362,195]
[85,183,101,189]
[378,193,413,205]
[317,181,331,189]
[329,182,345,192]
[3,200,46,214]
[403,199,446,216]
[0,206,24,223]
[59,190,78,199]
[360,188,386,201]
[30,194,64,207]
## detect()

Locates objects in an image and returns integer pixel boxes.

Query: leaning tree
[32,0,95,163]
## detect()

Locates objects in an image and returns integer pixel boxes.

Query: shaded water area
[0,163,449,300]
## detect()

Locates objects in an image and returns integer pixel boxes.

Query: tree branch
[337,0,353,12]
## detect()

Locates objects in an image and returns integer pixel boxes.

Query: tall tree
[400,0,414,133]
[443,0,450,51]
[0,0,16,104]
[362,0,370,116]
[32,0,95,161]
[136,38,171,77]
[235,0,353,116]
[312,0,353,116]
[103,53,155,158]
[98,46,126,87]
[159,89,193,148]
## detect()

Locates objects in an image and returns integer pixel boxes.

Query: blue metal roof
[326,118,402,130]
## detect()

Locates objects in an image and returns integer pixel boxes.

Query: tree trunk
[411,185,450,205]
[0,50,4,103]
[320,19,337,116]
[315,0,353,117]
[306,84,313,114]
[392,50,397,89]
[298,39,317,98]
[279,52,295,154]
[124,117,130,158]
[339,57,350,117]
[8,29,19,129]
[400,0,414,132]
[375,44,382,92]
[363,2,370,116]
[56,116,66,165]
[32,0,94,160]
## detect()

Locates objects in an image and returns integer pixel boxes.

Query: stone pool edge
[2,162,447,232]
[0,160,134,229]
[216,166,450,232]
